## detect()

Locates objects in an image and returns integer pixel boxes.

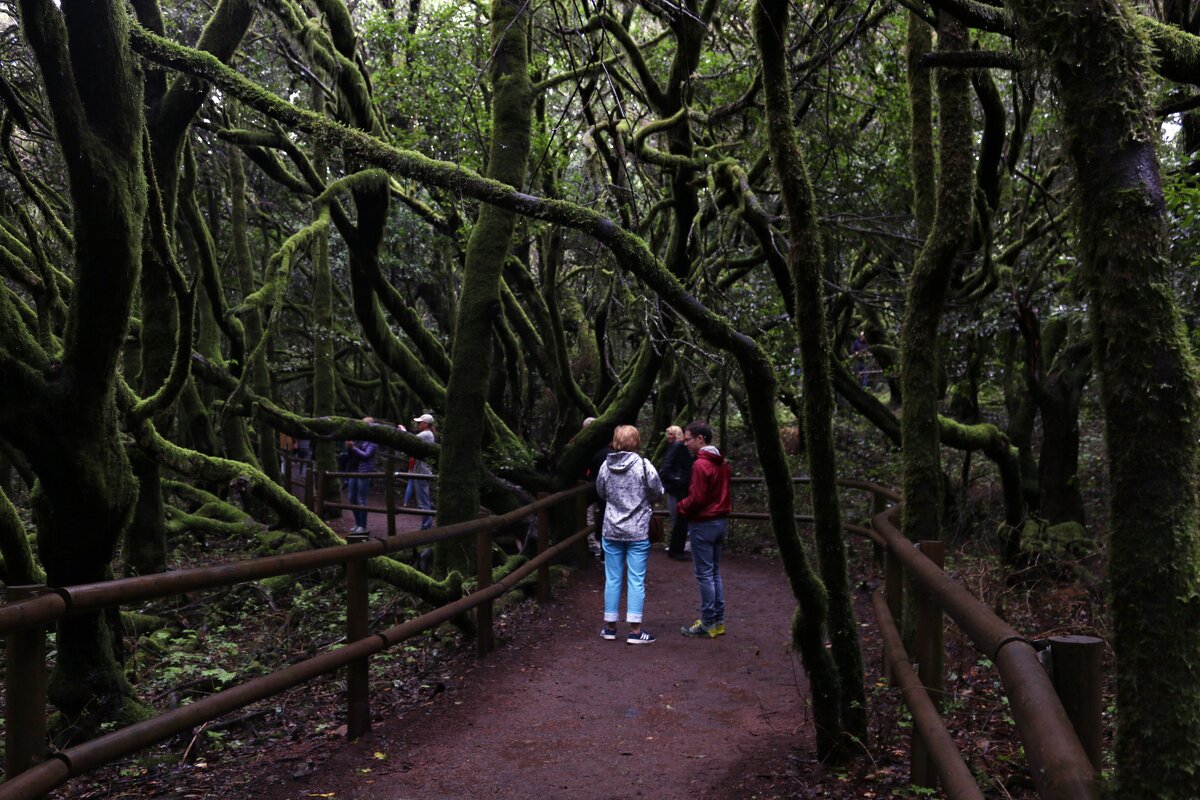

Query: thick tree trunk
[12,0,149,731]
[1036,381,1085,526]
[1010,2,1200,795]
[435,0,532,572]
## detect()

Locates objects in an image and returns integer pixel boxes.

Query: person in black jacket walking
[659,425,694,560]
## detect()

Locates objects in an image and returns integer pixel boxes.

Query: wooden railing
[0,484,592,799]
[838,480,1102,800]
[281,454,437,537]
[1,475,1104,799]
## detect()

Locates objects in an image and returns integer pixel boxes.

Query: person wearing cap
[659,425,694,560]
[411,413,436,530]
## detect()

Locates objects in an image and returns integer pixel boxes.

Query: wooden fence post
[576,490,592,568]
[871,491,888,570]
[316,467,327,518]
[536,495,550,604]
[885,548,904,634]
[911,540,945,790]
[345,535,371,739]
[384,454,397,537]
[1048,635,1105,773]
[476,525,494,657]
[5,584,48,779]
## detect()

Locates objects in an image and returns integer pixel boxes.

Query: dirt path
[261,549,815,800]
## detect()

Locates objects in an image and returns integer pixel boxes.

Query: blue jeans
[348,477,371,529]
[403,478,417,507]
[602,538,651,623]
[412,474,433,530]
[689,518,727,625]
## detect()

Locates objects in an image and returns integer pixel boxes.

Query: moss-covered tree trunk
[906,12,935,242]
[229,140,281,484]
[899,14,973,546]
[12,0,149,730]
[127,0,253,573]
[435,0,531,570]
[754,0,865,749]
[1036,384,1085,526]
[1023,316,1091,526]
[1009,2,1200,794]
[0,486,42,584]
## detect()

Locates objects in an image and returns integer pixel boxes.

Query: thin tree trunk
[755,0,865,750]
[899,14,974,547]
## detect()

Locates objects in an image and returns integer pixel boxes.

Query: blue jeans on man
[602,538,651,623]
[412,474,433,530]
[348,476,371,530]
[689,518,726,625]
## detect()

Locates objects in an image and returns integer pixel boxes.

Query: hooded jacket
[595,451,665,541]
[677,446,731,521]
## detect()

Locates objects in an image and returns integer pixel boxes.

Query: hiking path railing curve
[826,478,1102,800]
[0,484,593,799]
[2,475,1103,799]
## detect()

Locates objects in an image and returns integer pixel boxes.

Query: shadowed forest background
[1,0,1199,797]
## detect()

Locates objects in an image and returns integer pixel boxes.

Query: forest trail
[262,550,816,800]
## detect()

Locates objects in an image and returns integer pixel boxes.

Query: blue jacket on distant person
[349,441,378,473]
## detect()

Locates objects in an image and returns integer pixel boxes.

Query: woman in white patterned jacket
[595,424,664,645]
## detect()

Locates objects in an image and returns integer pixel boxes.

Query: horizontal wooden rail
[324,470,434,480]
[0,486,595,795]
[871,588,983,800]
[0,523,592,800]
[0,486,590,637]
[864,496,1101,799]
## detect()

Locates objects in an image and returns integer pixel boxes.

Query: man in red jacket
[676,421,732,638]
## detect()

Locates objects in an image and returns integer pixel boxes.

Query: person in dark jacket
[583,419,615,558]
[659,425,694,560]
[596,425,664,644]
[677,421,732,638]
[346,417,379,533]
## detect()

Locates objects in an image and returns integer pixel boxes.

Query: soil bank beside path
[265,549,816,800]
